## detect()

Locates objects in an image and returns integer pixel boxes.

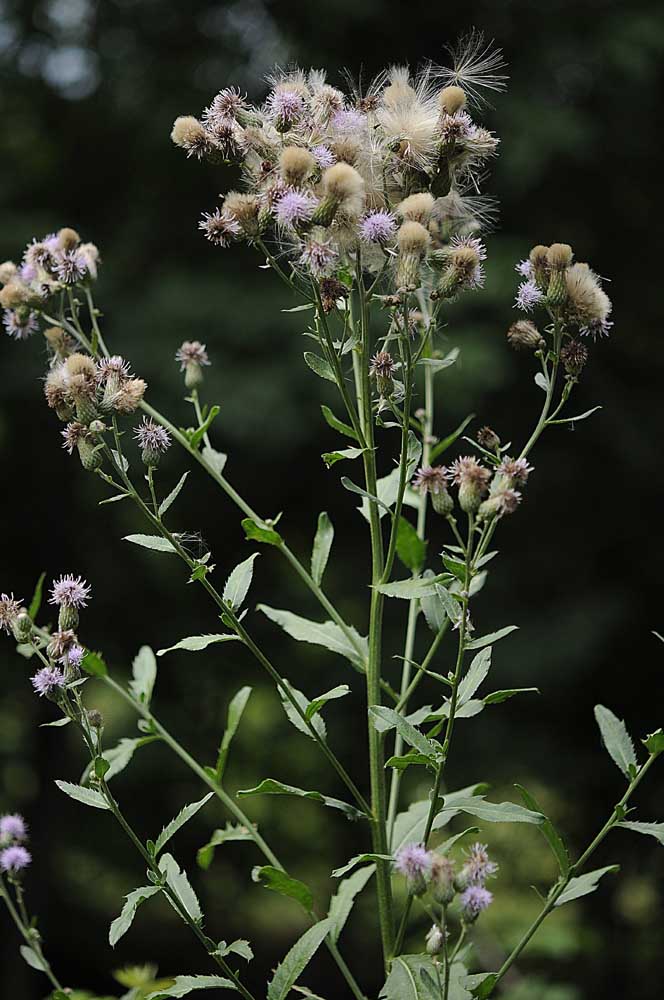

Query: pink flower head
[31,666,65,698]
[496,456,533,486]
[359,210,397,245]
[0,844,31,873]
[464,842,498,886]
[515,279,544,312]
[0,593,22,634]
[0,814,28,844]
[198,209,241,247]
[460,885,493,920]
[412,465,450,495]
[449,456,491,489]
[274,189,317,229]
[49,575,91,609]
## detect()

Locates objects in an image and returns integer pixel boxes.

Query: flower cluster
[412,451,534,520]
[394,839,498,946]
[173,44,505,296]
[0,813,31,874]
[1,228,99,342]
[514,242,612,340]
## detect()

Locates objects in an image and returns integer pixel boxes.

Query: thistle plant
[2,35,664,1000]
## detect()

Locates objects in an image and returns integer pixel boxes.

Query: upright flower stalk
[3,39,661,1000]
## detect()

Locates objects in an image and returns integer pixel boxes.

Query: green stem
[0,877,63,991]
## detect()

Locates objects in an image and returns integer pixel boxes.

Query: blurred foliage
[1,1,664,998]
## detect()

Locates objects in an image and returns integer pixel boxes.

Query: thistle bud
[11,611,33,643]
[396,192,436,225]
[311,163,365,226]
[450,457,491,514]
[394,844,433,897]
[279,146,315,187]
[529,244,549,289]
[430,854,456,905]
[507,320,545,352]
[0,281,31,310]
[77,435,103,472]
[478,488,521,520]
[87,709,104,730]
[561,338,588,378]
[426,924,445,956]
[43,325,72,361]
[223,192,265,237]
[476,426,500,452]
[546,244,573,307]
[175,341,211,389]
[134,417,171,467]
[395,221,431,291]
[369,351,397,397]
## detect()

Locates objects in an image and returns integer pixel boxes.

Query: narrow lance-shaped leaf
[223,553,259,611]
[554,865,619,907]
[20,945,48,971]
[322,446,365,468]
[331,853,393,878]
[154,793,214,856]
[447,795,543,825]
[305,684,350,720]
[515,784,569,875]
[320,404,358,441]
[159,853,202,923]
[55,780,109,811]
[258,605,367,671]
[124,534,176,553]
[241,517,283,547]
[465,625,518,650]
[158,471,189,517]
[304,351,336,382]
[252,865,314,912]
[279,680,326,741]
[109,885,161,946]
[237,778,362,821]
[396,517,427,574]
[146,974,238,997]
[369,705,440,761]
[158,634,240,656]
[311,512,334,585]
[28,572,46,621]
[197,822,255,870]
[327,865,375,943]
[616,820,664,845]
[457,648,492,705]
[215,686,252,781]
[267,920,332,1000]
[594,705,638,778]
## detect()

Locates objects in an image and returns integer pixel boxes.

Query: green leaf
[322,446,365,468]
[283,302,315,313]
[311,512,334,586]
[465,625,519,650]
[197,823,255,870]
[341,476,393,516]
[331,853,393,878]
[483,688,538,705]
[189,405,220,449]
[241,518,283,547]
[102,737,155,781]
[267,920,332,1000]
[616,820,664,845]
[535,371,549,392]
[223,553,259,610]
[396,518,427,573]
[554,865,619,906]
[109,886,161,947]
[417,349,459,373]
[159,472,190,517]
[40,716,72,729]
[305,684,350,720]
[129,645,157,706]
[258,605,367,671]
[28,572,46,621]
[458,649,492,705]
[252,865,313,912]
[124,534,176,553]
[369,705,440,761]
[357,433,422,521]
[327,865,375,943]
[55,780,109,811]
[279,680,326,741]
[429,413,475,463]
[201,444,227,475]
[390,785,487,852]
[374,576,445,599]
[215,686,252,781]
[155,793,214,856]
[157,634,240,656]
[594,705,638,778]
[515,784,569,875]
[549,405,602,425]
[99,492,130,505]
[216,940,253,962]
[643,729,664,755]
[20,945,48,971]
[381,955,469,1000]
[304,352,336,383]
[445,794,544,825]
[320,405,358,442]
[159,853,202,922]
[146,974,237,997]
[464,972,498,998]
[237,779,362,821]
[385,750,433,771]
[81,650,108,677]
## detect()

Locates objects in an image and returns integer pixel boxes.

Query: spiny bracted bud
[395,221,431,291]
[175,340,211,389]
[64,353,98,422]
[507,319,545,352]
[330,136,360,166]
[561,338,588,377]
[11,611,33,643]
[460,885,493,922]
[476,426,501,452]
[278,146,316,187]
[171,115,216,160]
[529,244,550,289]
[426,924,445,956]
[0,593,23,636]
[449,456,491,513]
[546,242,573,308]
[431,236,485,301]
[77,435,103,472]
[369,351,398,398]
[87,709,104,730]
[564,262,612,338]
[430,854,456,905]
[134,417,171,467]
[478,487,521,520]
[48,628,77,660]
[311,163,365,226]
[45,366,73,420]
[396,192,436,225]
[438,85,467,115]
[412,465,454,516]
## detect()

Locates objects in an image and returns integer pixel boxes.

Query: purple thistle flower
[55,249,88,285]
[47,629,77,660]
[3,309,39,340]
[515,279,544,312]
[331,108,366,132]
[359,210,398,245]
[449,456,491,488]
[299,237,338,277]
[460,885,493,921]
[412,465,450,495]
[496,456,533,486]
[134,418,171,455]
[175,341,210,370]
[515,259,532,278]
[580,318,613,340]
[440,111,477,143]
[65,644,85,668]
[31,666,65,698]
[312,144,335,168]
[464,843,499,886]
[198,209,241,247]
[96,355,131,382]
[269,88,305,127]
[394,844,433,882]
[0,814,28,844]
[49,575,92,609]
[19,261,38,282]
[61,422,87,455]
[0,593,23,634]
[274,190,317,228]
[0,844,31,873]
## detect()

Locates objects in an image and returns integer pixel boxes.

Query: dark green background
[1,1,663,997]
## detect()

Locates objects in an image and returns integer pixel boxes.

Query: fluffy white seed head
[321,163,365,215]
[396,192,436,225]
[397,220,431,255]
[438,85,467,114]
[279,146,316,186]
